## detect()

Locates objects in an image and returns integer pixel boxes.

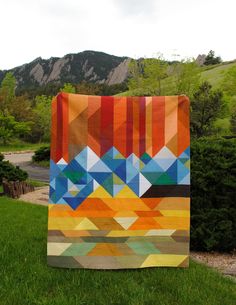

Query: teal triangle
[142,172,163,184]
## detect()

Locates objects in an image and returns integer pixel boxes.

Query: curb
[2,150,35,155]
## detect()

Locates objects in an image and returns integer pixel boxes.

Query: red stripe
[152,96,165,156]
[56,93,63,162]
[100,96,114,155]
[139,97,146,157]
[126,97,133,157]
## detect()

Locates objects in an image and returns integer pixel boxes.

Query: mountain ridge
[0,50,131,90]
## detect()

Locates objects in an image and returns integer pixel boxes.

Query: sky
[0,0,235,70]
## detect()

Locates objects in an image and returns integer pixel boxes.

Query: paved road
[4,152,49,182]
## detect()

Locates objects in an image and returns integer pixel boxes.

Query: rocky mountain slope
[0,51,131,90]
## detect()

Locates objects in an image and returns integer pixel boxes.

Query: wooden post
[2,178,35,199]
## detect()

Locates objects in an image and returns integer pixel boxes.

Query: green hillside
[117,60,236,97]
[201,61,236,87]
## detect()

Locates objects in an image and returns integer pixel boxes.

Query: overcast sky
[0,0,235,69]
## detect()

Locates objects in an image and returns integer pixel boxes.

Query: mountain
[0,51,131,90]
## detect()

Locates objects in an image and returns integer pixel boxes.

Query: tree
[128,59,144,91]
[60,83,76,93]
[230,106,236,134]
[8,95,34,123]
[0,72,16,112]
[32,95,52,142]
[191,81,225,137]
[170,60,201,98]
[204,50,222,65]
[142,56,168,95]
[0,112,31,144]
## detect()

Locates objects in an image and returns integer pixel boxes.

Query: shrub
[32,146,50,162]
[0,153,28,183]
[191,138,236,251]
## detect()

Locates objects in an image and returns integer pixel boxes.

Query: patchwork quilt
[47,93,190,269]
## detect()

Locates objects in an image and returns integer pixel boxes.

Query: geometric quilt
[48,93,190,269]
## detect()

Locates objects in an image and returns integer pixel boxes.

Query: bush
[191,138,236,251]
[0,153,28,183]
[32,146,50,162]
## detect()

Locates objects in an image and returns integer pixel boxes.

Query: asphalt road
[4,152,49,182]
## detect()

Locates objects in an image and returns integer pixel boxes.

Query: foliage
[191,137,236,251]
[220,65,236,96]
[0,112,31,144]
[0,153,28,183]
[230,106,236,134]
[142,57,168,95]
[191,81,225,137]
[128,56,168,95]
[128,59,145,91]
[8,95,34,122]
[32,145,50,162]
[204,50,222,66]
[0,72,16,111]
[170,60,201,98]
[0,198,235,305]
[60,83,76,94]
[32,95,52,142]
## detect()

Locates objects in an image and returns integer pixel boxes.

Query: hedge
[191,138,236,251]
[0,153,28,183]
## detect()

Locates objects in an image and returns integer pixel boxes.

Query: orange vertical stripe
[133,98,140,156]
[178,96,190,156]
[88,96,101,156]
[145,97,152,156]
[62,93,69,163]
[165,96,178,154]
[152,96,165,156]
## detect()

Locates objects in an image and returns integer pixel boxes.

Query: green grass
[201,61,236,87]
[0,197,235,305]
[26,179,48,187]
[32,160,50,168]
[0,140,49,153]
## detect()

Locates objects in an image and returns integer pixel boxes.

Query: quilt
[47,93,190,269]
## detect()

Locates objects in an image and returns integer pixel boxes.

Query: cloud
[113,0,157,17]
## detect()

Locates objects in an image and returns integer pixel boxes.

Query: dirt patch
[191,251,236,277]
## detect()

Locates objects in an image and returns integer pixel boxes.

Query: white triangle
[114,217,138,230]
[87,147,100,170]
[93,179,100,190]
[153,146,176,160]
[57,158,67,165]
[139,173,152,196]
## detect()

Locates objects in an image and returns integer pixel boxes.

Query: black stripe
[141,185,190,197]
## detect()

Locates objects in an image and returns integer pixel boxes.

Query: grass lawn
[26,179,49,187]
[0,141,49,153]
[32,160,50,168]
[0,197,235,305]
